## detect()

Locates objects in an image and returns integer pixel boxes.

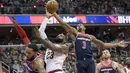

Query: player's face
[56,34,65,40]
[76,24,86,32]
[55,33,66,43]
[102,50,111,59]
[26,48,36,60]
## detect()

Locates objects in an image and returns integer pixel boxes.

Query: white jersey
[45,44,67,73]
[125,67,130,73]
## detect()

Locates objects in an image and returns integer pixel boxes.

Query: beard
[27,56,35,61]
[127,64,130,68]
[104,57,109,59]
[77,28,82,32]
[103,55,109,59]
[54,38,64,43]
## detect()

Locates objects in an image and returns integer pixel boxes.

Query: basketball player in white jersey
[35,11,72,73]
[124,58,130,73]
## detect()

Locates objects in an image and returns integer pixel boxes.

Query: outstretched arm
[53,13,77,36]
[38,10,53,39]
[11,16,30,45]
[90,35,127,49]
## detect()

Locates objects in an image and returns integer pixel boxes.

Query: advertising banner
[0,15,129,25]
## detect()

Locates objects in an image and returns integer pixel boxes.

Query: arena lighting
[118,27,121,29]
[108,29,111,31]
[10,28,13,32]
[33,5,37,8]
[0,4,3,8]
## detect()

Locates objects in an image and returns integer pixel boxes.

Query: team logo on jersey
[77,37,90,41]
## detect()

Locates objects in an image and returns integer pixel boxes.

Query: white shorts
[54,71,65,73]
[48,69,64,73]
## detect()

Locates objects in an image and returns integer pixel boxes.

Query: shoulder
[113,61,118,66]
[97,63,101,66]
[87,34,96,40]
[33,58,44,69]
[112,61,120,68]
[96,63,102,69]
[35,58,44,64]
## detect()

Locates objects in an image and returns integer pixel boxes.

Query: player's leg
[86,60,95,73]
[54,71,65,73]
[76,61,86,73]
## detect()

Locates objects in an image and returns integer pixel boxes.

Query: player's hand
[46,9,53,19]
[117,41,128,48]
[34,25,41,40]
[10,16,17,24]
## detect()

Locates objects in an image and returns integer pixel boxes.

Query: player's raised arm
[11,16,30,45]
[38,9,53,40]
[53,13,77,36]
[34,26,69,53]
[39,9,53,33]
[90,35,127,49]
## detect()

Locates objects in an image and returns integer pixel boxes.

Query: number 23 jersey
[75,32,93,60]
[44,44,67,72]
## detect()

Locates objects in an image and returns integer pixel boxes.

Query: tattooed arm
[39,38,69,53]
[35,59,46,73]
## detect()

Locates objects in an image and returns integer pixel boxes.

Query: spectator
[12,60,20,71]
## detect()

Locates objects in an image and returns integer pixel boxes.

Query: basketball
[46,0,59,13]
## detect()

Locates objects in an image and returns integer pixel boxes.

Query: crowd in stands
[0,0,130,14]
[0,46,27,73]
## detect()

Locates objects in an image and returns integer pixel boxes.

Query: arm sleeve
[39,17,49,39]
[15,24,30,45]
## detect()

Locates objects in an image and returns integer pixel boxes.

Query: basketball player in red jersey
[96,50,125,73]
[11,16,49,73]
[52,12,127,73]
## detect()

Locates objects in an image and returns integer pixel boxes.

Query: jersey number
[46,51,54,59]
[82,41,86,49]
